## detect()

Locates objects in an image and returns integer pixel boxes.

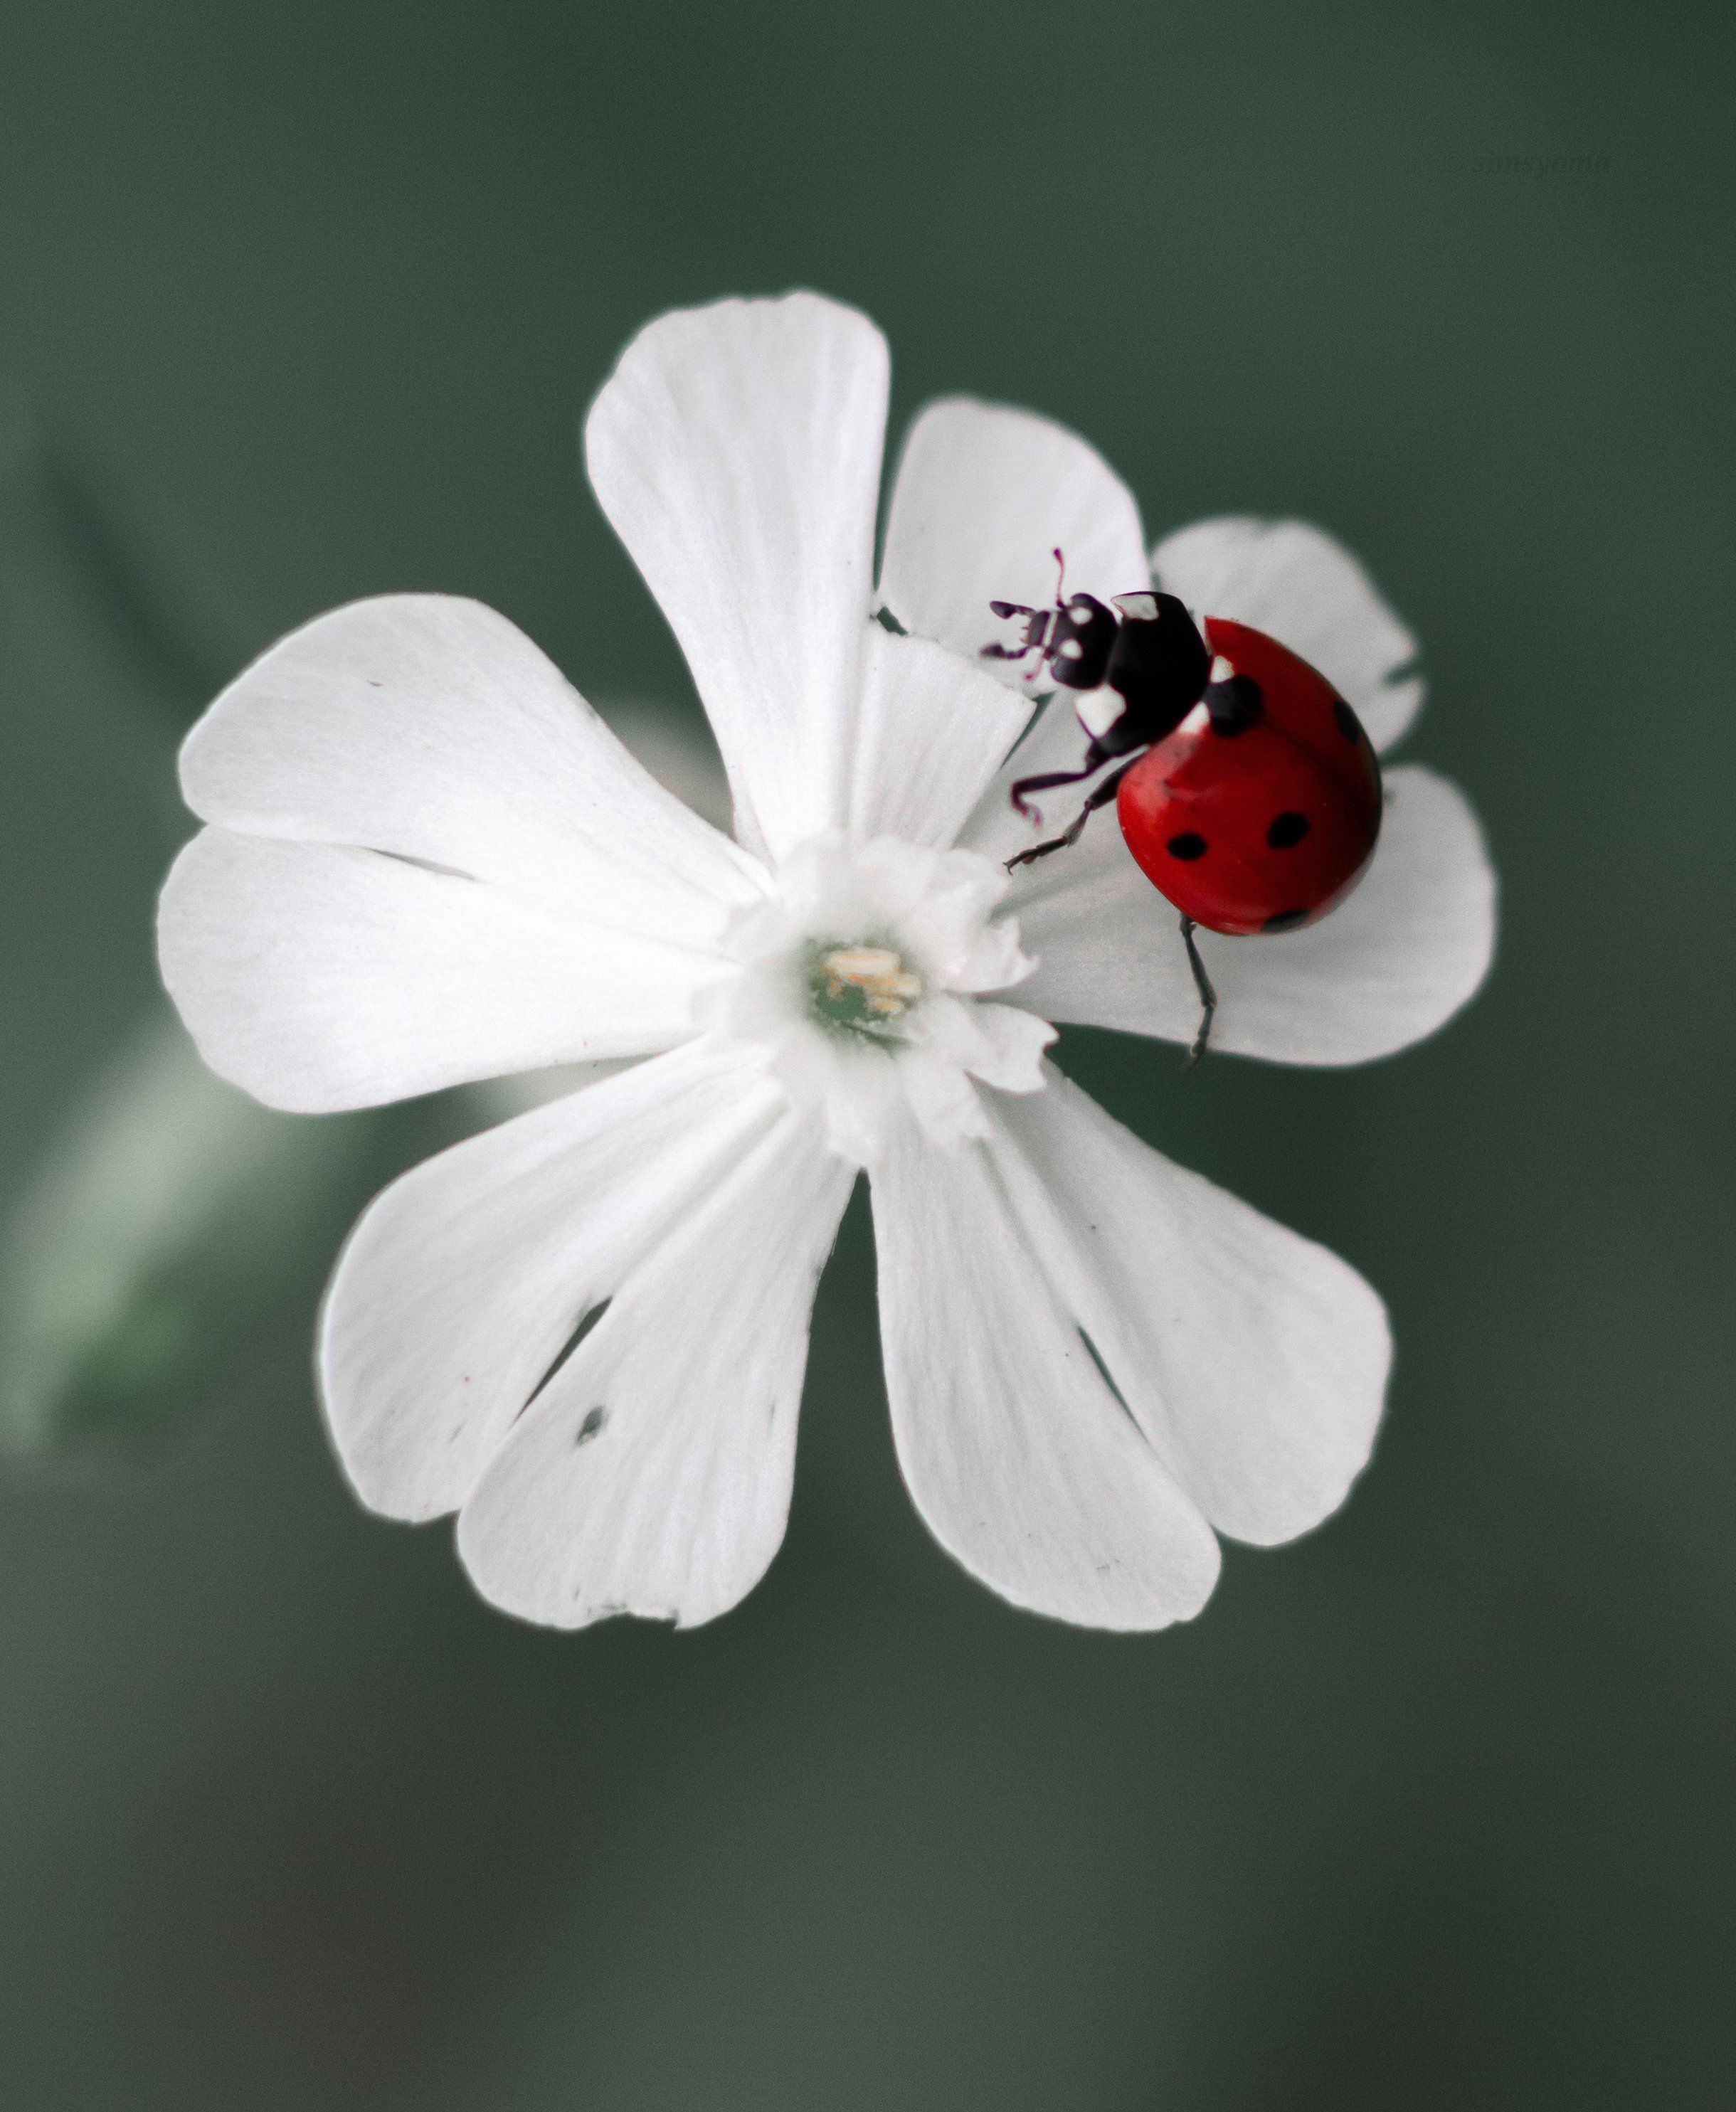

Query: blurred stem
[0,371,245,816]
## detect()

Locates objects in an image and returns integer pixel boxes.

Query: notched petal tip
[988,1071,1392,1551]
[428,1097,852,1630]
[870,1121,1224,1633]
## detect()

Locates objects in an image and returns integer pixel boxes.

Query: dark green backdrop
[0,2,1730,2106]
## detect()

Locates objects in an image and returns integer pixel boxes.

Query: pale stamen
[815,945,924,1021]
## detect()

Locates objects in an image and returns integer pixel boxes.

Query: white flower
[157,293,1494,1633]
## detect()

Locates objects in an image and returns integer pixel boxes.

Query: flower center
[807,941,925,1036]
[697,834,1054,1164]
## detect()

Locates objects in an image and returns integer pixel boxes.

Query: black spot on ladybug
[1333,698,1360,741]
[1266,811,1311,849]
[1262,908,1309,933]
[1206,674,1264,737]
[1166,832,1207,861]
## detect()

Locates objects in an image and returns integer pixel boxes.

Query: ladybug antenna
[980,549,1077,683]
[1012,549,1068,684]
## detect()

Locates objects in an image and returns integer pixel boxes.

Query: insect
[985,557,1382,1063]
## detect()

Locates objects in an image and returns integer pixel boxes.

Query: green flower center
[806,942,925,1037]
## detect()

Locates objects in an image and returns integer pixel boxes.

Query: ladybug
[984,559,1382,1061]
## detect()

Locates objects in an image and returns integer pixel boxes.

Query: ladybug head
[1042,593,1118,691]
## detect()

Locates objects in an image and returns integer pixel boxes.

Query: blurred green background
[0,1,1731,2105]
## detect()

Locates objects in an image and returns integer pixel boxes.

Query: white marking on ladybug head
[1180,700,1212,736]
[1209,654,1235,686]
[1058,637,1084,659]
[1112,591,1159,622]
[1074,687,1126,738]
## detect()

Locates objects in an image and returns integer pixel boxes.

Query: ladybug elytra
[985,560,1382,1062]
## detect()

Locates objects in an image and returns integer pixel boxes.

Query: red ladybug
[985,564,1382,1061]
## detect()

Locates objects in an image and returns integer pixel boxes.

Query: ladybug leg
[1179,917,1217,1068]
[1008,732,1126,824]
[1005,756,1140,869]
[1008,760,1097,828]
[1003,812,1086,869]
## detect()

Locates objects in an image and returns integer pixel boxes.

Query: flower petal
[908,995,1054,1093]
[879,396,1148,680]
[847,627,1030,850]
[585,293,889,863]
[179,593,763,948]
[159,829,717,1112]
[880,845,1031,993]
[319,1039,793,1523]
[952,690,1093,867]
[1009,765,1495,1066]
[1151,517,1424,753]
[880,400,1148,864]
[989,1069,1390,1545]
[455,1104,852,1629]
[869,1118,1220,1631]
